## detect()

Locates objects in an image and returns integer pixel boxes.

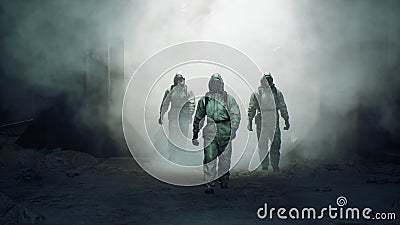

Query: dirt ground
[1,157,399,225]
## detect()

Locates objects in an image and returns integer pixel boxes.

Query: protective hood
[208,73,224,93]
[261,72,274,87]
[173,72,185,85]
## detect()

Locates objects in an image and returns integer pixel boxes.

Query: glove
[192,139,199,146]
[158,117,163,125]
[230,128,237,139]
[192,132,199,146]
[247,120,253,131]
[284,119,290,130]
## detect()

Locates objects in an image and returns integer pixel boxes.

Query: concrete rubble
[0,144,97,170]
[0,192,44,225]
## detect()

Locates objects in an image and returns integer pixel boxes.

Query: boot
[204,188,214,194]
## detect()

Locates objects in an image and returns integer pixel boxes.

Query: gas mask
[261,72,274,87]
[174,73,185,86]
[208,74,224,93]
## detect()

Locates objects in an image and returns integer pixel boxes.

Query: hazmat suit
[247,73,290,172]
[192,74,241,194]
[159,72,195,162]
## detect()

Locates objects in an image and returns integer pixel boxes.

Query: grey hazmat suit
[159,73,195,162]
[248,73,290,171]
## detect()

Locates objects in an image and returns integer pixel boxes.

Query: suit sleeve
[193,97,206,136]
[228,96,241,130]
[187,90,195,116]
[247,93,259,121]
[160,90,171,117]
[277,91,289,121]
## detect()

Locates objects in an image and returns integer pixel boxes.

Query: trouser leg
[179,118,190,140]
[203,140,218,189]
[168,121,179,162]
[270,128,281,170]
[177,119,190,164]
[218,141,232,185]
[256,125,269,170]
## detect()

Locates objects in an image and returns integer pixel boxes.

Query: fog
[0,0,399,163]
[124,0,400,166]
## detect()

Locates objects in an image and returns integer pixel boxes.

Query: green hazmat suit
[160,73,195,162]
[193,74,241,190]
[248,74,289,171]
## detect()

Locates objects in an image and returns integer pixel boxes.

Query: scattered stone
[366,177,400,184]
[315,187,332,192]
[43,154,66,168]
[0,193,14,215]
[16,149,45,168]
[392,199,400,210]
[0,192,44,224]
[282,161,317,177]
[43,150,97,169]
[323,164,343,172]
[0,144,97,170]
[344,161,356,167]
[15,169,42,183]
[66,171,80,178]
[0,147,45,169]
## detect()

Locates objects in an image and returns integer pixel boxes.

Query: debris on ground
[323,163,343,172]
[15,169,42,183]
[0,143,98,171]
[66,170,80,178]
[366,177,400,184]
[282,161,318,177]
[0,192,44,225]
[44,150,97,169]
[314,187,333,192]
[392,198,400,210]
[0,147,45,168]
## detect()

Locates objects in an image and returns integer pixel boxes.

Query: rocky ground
[0,143,400,225]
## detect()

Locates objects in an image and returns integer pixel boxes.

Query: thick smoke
[0,0,136,155]
[1,0,399,161]
[125,0,400,163]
